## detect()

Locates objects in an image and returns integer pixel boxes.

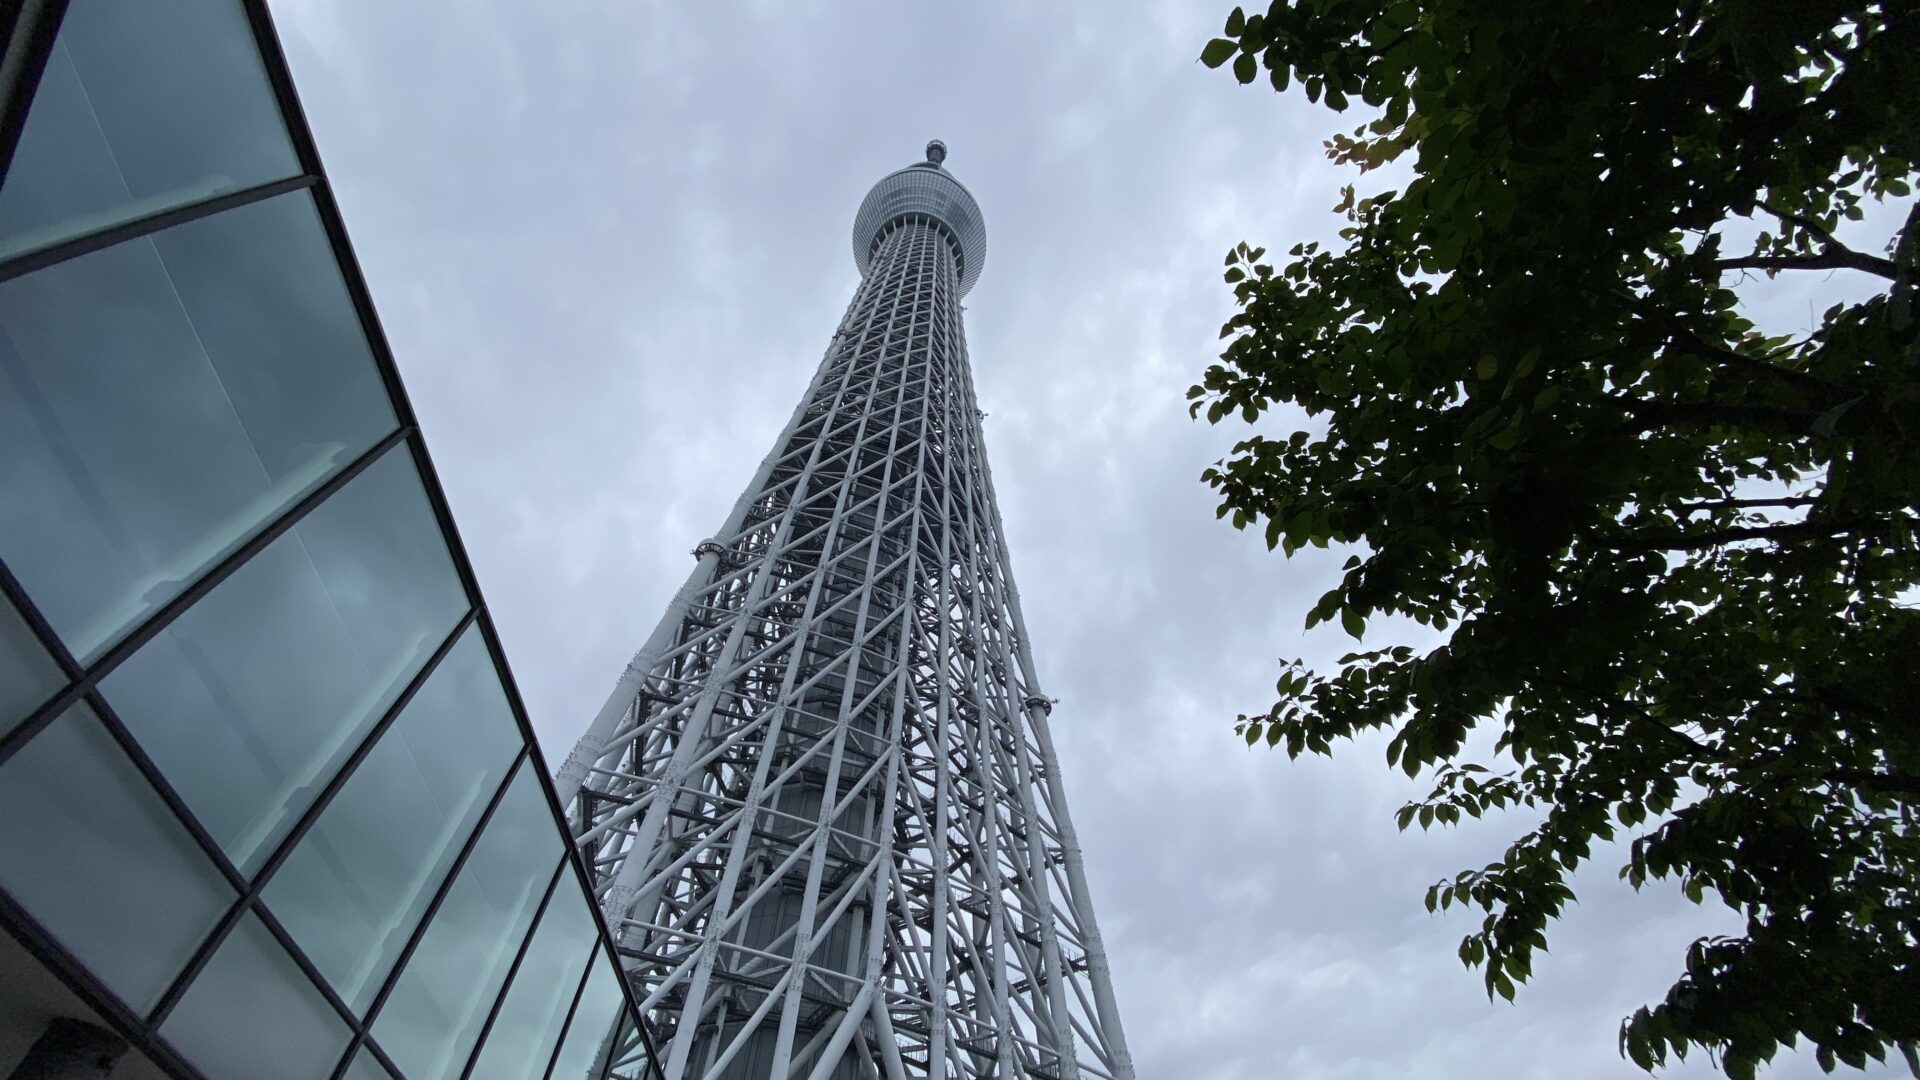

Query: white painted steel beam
[564,144,1132,1080]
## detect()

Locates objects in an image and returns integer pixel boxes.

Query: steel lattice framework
[555,143,1134,1080]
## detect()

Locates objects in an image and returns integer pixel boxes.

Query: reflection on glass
[160,911,349,1080]
[0,0,299,259]
[0,704,230,1012]
[467,877,599,1080]
[550,948,632,1080]
[373,763,561,1080]
[0,592,62,727]
[100,447,466,874]
[338,1045,397,1080]
[0,191,398,662]
[589,1008,657,1080]
[264,625,521,1012]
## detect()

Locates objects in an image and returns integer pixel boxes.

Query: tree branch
[1614,396,1822,435]
[1728,200,1902,279]
[1756,200,1841,244]
[1609,517,1888,552]
[1676,496,1821,514]
[1665,334,1845,399]
[1715,252,1897,279]
[1825,768,1920,798]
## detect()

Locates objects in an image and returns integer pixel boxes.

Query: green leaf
[1200,38,1237,68]
[1810,397,1859,438]
[1194,0,1919,1070]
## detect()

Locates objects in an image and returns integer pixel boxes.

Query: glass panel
[0,191,398,662]
[160,911,350,1080]
[0,704,230,1012]
[100,447,466,874]
[466,876,600,1080]
[339,1045,397,1080]
[0,591,62,727]
[0,0,299,259]
[586,1008,657,1080]
[263,624,522,1012]
[550,948,632,1080]
[372,763,562,1080]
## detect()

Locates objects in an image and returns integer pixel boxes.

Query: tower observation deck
[557,142,1134,1080]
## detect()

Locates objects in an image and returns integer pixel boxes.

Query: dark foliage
[1191,2,1918,1075]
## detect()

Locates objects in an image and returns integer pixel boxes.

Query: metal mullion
[0,0,71,184]
[130,605,479,1043]
[123,587,466,1038]
[96,689,282,1019]
[0,174,317,283]
[0,892,217,1080]
[0,551,83,749]
[0,425,413,770]
[269,8,668,1059]
[343,744,532,1064]
[454,857,568,1080]
[241,4,509,696]
[7,2,670,1073]
[540,938,602,1080]
[358,1038,410,1080]
[251,607,477,895]
[69,609,449,1029]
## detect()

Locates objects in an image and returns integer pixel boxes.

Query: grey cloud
[271,2,1904,1077]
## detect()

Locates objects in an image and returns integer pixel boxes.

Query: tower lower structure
[557,143,1134,1080]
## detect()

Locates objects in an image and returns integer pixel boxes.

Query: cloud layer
[271,3,1905,1077]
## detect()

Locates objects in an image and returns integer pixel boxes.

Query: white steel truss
[557,149,1133,1080]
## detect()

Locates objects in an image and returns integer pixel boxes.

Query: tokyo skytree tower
[554,142,1134,1080]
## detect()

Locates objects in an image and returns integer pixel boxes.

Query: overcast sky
[268,3,1905,1078]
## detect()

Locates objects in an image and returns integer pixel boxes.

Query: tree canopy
[1190,1,1917,1075]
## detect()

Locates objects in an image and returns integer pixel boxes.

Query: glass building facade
[0,2,658,1078]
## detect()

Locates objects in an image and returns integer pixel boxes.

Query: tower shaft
[562,155,1132,1080]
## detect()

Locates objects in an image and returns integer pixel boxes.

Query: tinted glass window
[372,763,561,1080]
[264,625,522,1012]
[0,0,298,259]
[0,592,62,727]
[467,876,600,1080]
[0,704,230,1012]
[0,191,398,662]
[100,447,466,874]
[550,948,632,1080]
[160,911,350,1080]
[339,1046,397,1080]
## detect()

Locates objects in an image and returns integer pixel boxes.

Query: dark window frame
[0,2,659,1076]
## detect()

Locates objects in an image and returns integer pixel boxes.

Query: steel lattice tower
[554,142,1134,1080]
